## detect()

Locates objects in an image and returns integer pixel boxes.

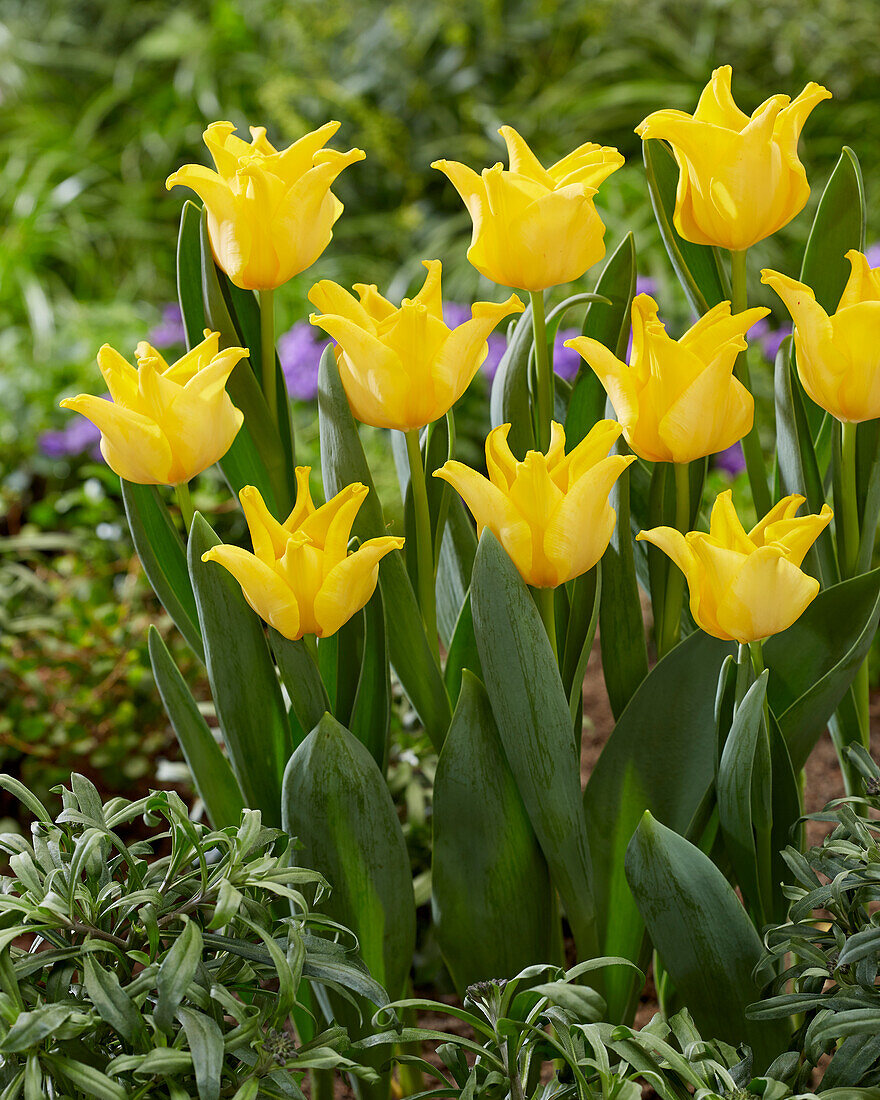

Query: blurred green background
[1,0,877,807]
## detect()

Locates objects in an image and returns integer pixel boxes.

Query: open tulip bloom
[201,472,403,641]
[636,66,831,251]
[435,419,634,589]
[60,331,246,486]
[762,251,880,423]
[432,127,624,291]
[166,121,365,291]
[638,490,833,644]
[566,294,768,464]
[308,260,523,431]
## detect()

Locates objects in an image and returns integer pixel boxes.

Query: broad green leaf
[583,630,734,1023]
[51,1056,128,1100]
[443,590,481,708]
[270,630,331,741]
[625,813,788,1069]
[763,568,880,770]
[856,419,880,573]
[490,302,536,459]
[471,530,598,961]
[561,565,601,726]
[148,627,244,829]
[281,713,415,1001]
[349,590,391,772]
[83,956,146,1047]
[178,1007,223,1100]
[155,919,202,1034]
[176,201,207,347]
[436,495,477,647]
[642,139,729,315]
[121,481,204,661]
[432,672,556,992]
[188,513,290,823]
[318,346,451,748]
[566,233,636,447]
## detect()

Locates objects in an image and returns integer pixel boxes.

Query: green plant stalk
[748,639,773,927]
[310,1068,336,1100]
[174,480,194,534]
[657,462,690,657]
[405,428,440,665]
[840,419,871,756]
[533,585,558,662]
[529,290,553,452]
[730,249,771,519]
[260,287,277,426]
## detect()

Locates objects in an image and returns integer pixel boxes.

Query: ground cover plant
[8,15,880,1099]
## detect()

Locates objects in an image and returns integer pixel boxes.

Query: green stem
[175,481,194,534]
[730,249,771,520]
[405,428,440,665]
[658,461,690,657]
[534,586,558,662]
[748,638,773,926]
[529,291,553,452]
[840,420,871,756]
[309,1068,335,1100]
[260,287,277,425]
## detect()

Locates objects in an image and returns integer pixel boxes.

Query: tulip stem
[839,420,871,756]
[534,586,558,662]
[658,462,690,657]
[259,288,277,426]
[730,249,771,520]
[405,428,440,665]
[747,638,774,925]
[175,481,194,534]
[529,291,553,452]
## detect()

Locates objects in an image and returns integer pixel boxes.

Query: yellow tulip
[201,472,403,640]
[166,121,365,291]
[566,294,768,464]
[434,420,634,588]
[308,260,523,431]
[636,66,831,251]
[432,127,623,291]
[60,331,246,486]
[762,252,880,423]
[637,490,833,643]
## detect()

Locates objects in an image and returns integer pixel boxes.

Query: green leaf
[625,813,788,1069]
[583,630,734,1023]
[148,627,244,829]
[188,512,290,823]
[349,590,391,772]
[154,919,203,1035]
[318,346,451,748]
[51,1056,128,1100]
[561,565,601,726]
[436,497,477,648]
[270,630,331,741]
[471,530,598,961]
[763,568,880,770]
[178,1007,223,1100]
[121,481,204,661]
[432,672,556,992]
[176,200,208,348]
[281,714,415,1000]
[642,139,728,315]
[83,956,146,1046]
[443,590,481,708]
[490,303,536,460]
[566,233,636,446]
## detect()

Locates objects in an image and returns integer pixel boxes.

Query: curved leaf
[269,630,331,743]
[490,303,535,460]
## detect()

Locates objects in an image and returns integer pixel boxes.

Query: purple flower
[864,242,880,268]
[277,323,328,402]
[481,335,506,380]
[148,304,186,349]
[554,328,582,381]
[40,413,103,460]
[636,275,657,296]
[714,442,746,478]
[760,324,792,362]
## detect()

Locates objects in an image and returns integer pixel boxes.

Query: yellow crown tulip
[60,331,246,486]
[566,294,768,464]
[432,127,624,291]
[167,121,365,291]
[434,420,634,588]
[762,253,880,423]
[201,472,403,640]
[636,66,831,251]
[637,490,833,644]
[308,260,523,431]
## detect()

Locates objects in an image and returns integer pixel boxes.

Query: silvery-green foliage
[0,773,386,1099]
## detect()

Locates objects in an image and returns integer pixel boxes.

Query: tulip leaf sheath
[188,513,290,825]
[432,672,556,993]
[317,346,452,748]
[471,530,599,962]
[583,630,733,1024]
[490,300,536,460]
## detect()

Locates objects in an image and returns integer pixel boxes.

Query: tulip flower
[308,260,524,431]
[636,66,831,251]
[434,420,634,588]
[201,472,403,640]
[60,331,246,486]
[761,252,880,423]
[565,295,768,464]
[638,490,833,644]
[432,127,623,291]
[166,121,365,291]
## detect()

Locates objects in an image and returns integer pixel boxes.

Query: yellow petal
[708,490,755,554]
[285,466,317,532]
[773,83,832,161]
[301,483,369,562]
[308,280,375,330]
[201,544,301,640]
[354,283,398,323]
[313,537,404,637]
[748,493,806,546]
[413,260,445,321]
[165,164,236,224]
[693,66,750,130]
[839,250,880,310]
[271,120,342,183]
[715,546,820,643]
[547,144,624,189]
[759,503,833,567]
[60,395,174,485]
[431,159,488,222]
[657,354,754,464]
[680,301,769,362]
[552,418,623,489]
[498,125,553,188]
[96,345,139,406]
[484,424,519,491]
[239,485,291,563]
